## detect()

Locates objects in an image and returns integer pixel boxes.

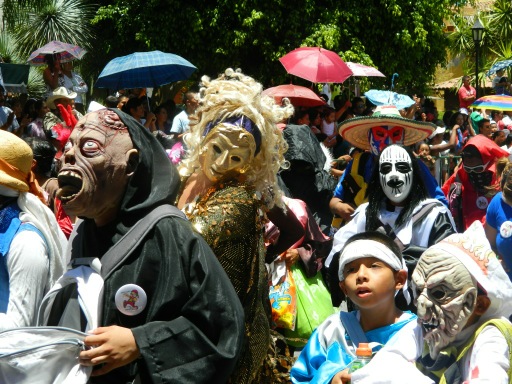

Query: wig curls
[181,68,294,209]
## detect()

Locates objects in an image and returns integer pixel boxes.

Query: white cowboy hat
[46,87,77,109]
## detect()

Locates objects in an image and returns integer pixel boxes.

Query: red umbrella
[346,62,385,77]
[279,47,352,83]
[262,84,326,107]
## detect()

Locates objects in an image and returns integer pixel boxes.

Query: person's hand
[332,368,351,384]
[80,326,141,376]
[334,202,355,222]
[147,112,156,123]
[280,248,300,267]
[344,100,352,108]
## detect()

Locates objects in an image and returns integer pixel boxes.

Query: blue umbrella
[95,50,196,89]
[364,89,415,110]
[487,59,512,77]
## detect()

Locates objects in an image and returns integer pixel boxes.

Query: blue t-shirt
[486,192,512,279]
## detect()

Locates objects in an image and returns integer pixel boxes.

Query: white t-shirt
[321,120,335,136]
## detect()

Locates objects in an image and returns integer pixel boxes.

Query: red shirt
[458,85,476,109]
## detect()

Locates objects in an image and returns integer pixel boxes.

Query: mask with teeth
[56,109,138,226]
[412,250,478,359]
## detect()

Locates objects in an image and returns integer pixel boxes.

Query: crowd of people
[1,63,512,384]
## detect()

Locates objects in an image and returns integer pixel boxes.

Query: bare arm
[43,67,60,90]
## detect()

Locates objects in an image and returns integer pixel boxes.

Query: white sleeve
[351,320,434,384]
[0,231,49,330]
[462,325,509,383]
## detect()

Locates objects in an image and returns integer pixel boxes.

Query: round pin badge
[500,221,512,239]
[115,284,147,316]
[476,196,488,210]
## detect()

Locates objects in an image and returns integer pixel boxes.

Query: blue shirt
[486,192,512,279]
[291,311,417,384]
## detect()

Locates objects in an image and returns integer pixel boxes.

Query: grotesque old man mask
[412,221,512,360]
[57,109,138,226]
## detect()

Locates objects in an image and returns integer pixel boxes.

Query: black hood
[76,109,180,251]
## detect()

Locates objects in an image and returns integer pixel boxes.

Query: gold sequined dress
[181,181,271,384]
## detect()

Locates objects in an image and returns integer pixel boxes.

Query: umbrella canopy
[262,84,326,107]
[27,41,86,66]
[470,95,512,112]
[95,50,197,89]
[346,62,385,77]
[364,90,415,110]
[279,47,352,84]
[486,59,512,77]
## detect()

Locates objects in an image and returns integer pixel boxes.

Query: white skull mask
[412,250,478,359]
[379,145,413,204]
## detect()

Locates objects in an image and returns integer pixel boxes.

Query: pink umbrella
[27,41,87,66]
[262,84,326,107]
[346,62,385,77]
[279,47,352,83]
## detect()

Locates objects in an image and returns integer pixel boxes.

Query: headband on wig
[203,115,262,155]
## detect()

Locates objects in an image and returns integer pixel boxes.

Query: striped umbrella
[470,95,512,112]
[27,41,86,66]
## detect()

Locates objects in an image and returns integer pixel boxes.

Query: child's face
[339,256,403,310]
[325,112,335,124]
[418,144,430,157]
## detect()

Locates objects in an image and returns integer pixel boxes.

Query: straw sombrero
[339,105,435,150]
[0,130,33,192]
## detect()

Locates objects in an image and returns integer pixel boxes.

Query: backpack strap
[340,311,368,348]
[439,318,512,384]
[101,204,187,280]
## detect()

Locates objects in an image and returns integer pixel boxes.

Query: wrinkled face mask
[379,145,413,204]
[412,251,477,359]
[368,125,405,156]
[57,110,134,223]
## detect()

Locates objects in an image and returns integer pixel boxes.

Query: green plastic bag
[284,264,336,347]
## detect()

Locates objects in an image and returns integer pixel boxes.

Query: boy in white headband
[291,231,420,384]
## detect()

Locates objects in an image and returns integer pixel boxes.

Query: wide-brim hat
[0,130,33,192]
[339,105,435,150]
[46,86,77,109]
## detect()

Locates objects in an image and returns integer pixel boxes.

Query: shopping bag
[285,264,336,347]
[0,326,90,384]
[268,259,297,331]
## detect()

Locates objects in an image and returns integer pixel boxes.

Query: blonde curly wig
[180,68,294,210]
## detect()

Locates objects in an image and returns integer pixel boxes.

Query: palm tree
[488,0,512,42]
[3,0,96,61]
[2,0,96,97]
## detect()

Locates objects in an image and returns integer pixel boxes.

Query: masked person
[327,145,456,309]
[45,108,244,383]
[329,105,447,226]
[413,221,512,383]
[0,131,66,330]
[442,135,509,230]
[177,68,294,384]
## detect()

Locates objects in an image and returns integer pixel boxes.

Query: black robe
[62,109,245,383]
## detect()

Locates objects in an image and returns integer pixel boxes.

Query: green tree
[90,0,460,94]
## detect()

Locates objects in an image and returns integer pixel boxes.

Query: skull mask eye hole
[430,288,446,300]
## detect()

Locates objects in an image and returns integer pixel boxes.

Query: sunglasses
[463,161,490,174]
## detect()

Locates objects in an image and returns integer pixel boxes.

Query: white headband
[338,239,406,281]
